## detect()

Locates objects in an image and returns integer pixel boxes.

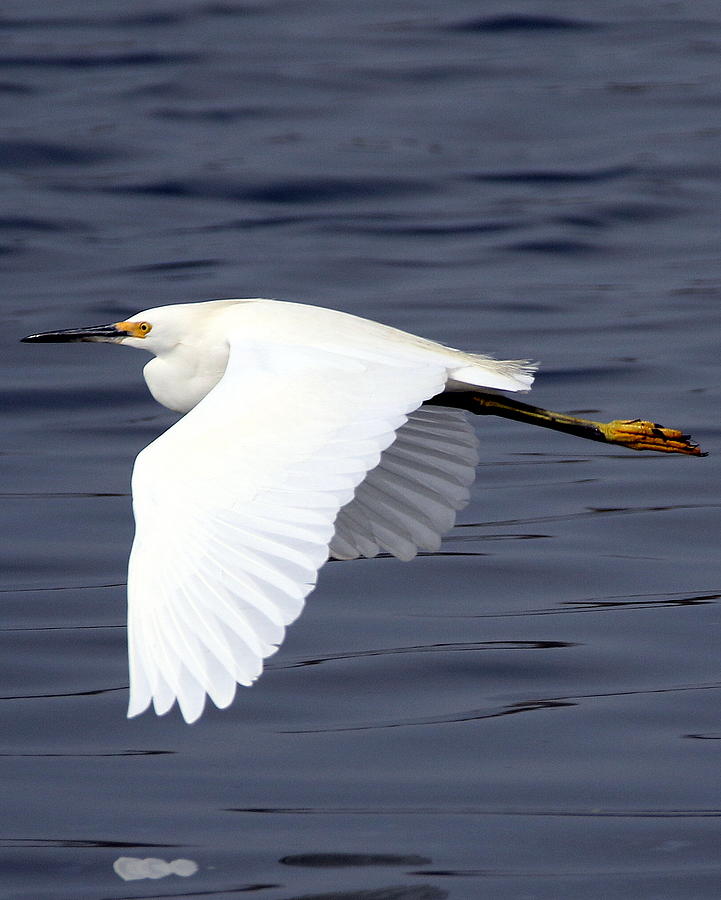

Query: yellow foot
[598,419,706,456]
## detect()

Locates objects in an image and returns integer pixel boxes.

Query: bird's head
[22,315,158,349]
[20,302,217,356]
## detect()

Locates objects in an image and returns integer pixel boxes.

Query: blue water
[2,2,720,898]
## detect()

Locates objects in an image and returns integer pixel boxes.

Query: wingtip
[127,697,151,720]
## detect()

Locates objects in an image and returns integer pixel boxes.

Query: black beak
[21,324,125,343]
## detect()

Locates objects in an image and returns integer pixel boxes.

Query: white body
[118,299,535,722]
[136,299,534,413]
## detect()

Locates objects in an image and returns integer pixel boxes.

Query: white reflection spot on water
[113,856,199,881]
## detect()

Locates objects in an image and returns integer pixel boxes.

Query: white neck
[143,342,229,413]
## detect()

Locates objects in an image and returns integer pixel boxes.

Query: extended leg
[429,391,705,456]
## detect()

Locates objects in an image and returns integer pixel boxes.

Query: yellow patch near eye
[116,320,152,338]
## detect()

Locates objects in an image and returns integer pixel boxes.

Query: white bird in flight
[22,298,702,723]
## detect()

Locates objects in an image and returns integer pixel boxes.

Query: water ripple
[0,685,125,702]
[450,15,599,33]
[411,588,719,620]
[0,215,80,232]
[0,749,172,758]
[275,640,573,671]
[0,52,202,69]
[457,502,720,530]
[105,176,433,204]
[467,165,636,184]
[0,837,181,848]
[281,854,431,868]
[282,682,721,733]
[506,239,598,255]
[0,140,112,167]
[228,806,721,819]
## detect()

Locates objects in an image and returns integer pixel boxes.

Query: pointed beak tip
[20,332,55,343]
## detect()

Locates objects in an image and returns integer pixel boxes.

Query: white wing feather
[127,338,448,722]
[329,407,479,561]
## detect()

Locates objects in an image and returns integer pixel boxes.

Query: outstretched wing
[126,338,448,722]
[329,407,479,561]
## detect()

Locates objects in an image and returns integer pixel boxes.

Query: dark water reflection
[1,1,720,898]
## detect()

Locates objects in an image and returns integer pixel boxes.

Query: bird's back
[215,298,535,394]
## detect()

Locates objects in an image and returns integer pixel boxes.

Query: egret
[22,298,703,723]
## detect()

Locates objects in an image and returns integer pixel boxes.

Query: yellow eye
[137,321,152,336]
